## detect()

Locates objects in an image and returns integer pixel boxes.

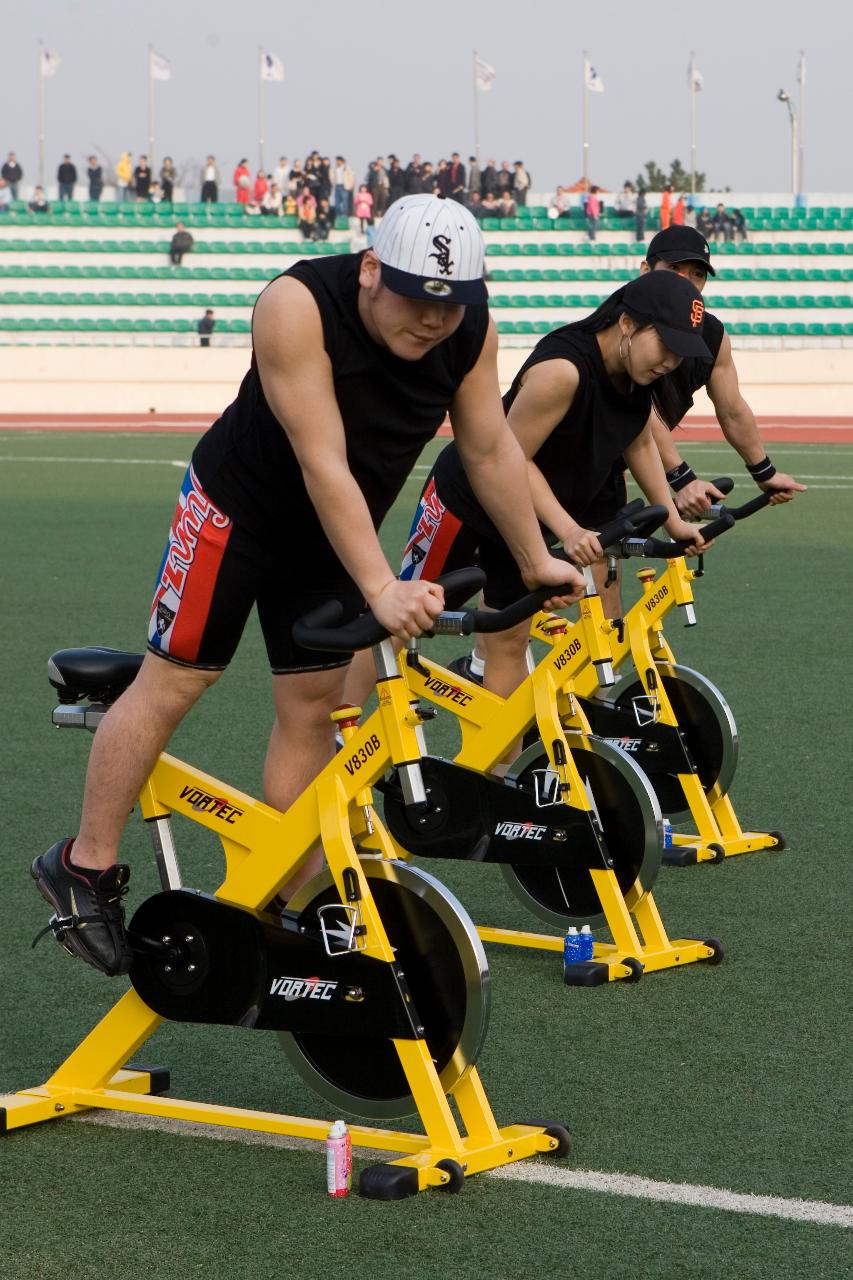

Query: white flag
[689,63,704,91]
[150,50,171,81]
[584,58,604,93]
[475,56,496,92]
[40,48,61,78]
[260,51,284,82]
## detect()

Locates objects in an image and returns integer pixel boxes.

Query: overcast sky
[3,0,850,195]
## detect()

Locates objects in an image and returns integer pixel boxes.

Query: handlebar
[294,563,588,653]
[624,511,736,558]
[705,491,774,522]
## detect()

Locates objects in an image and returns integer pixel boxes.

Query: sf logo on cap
[690,299,705,328]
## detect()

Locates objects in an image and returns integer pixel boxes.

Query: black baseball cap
[646,225,716,277]
[621,270,711,358]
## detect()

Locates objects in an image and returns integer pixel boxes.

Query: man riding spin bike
[33,193,584,977]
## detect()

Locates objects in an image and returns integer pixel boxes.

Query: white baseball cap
[372,194,487,305]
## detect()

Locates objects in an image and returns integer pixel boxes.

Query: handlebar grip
[463,580,581,634]
[634,511,735,557]
[727,491,774,520]
[710,476,734,496]
[292,567,487,652]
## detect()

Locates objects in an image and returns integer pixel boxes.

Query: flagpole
[689,51,697,197]
[582,52,589,187]
[258,47,265,173]
[473,50,481,167]
[37,40,46,187]
[148,44,155,173]
[798,49,806,195]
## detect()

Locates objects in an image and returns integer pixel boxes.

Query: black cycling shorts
[146,465,362,673]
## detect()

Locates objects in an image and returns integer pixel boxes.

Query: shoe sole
[31,856,127,976]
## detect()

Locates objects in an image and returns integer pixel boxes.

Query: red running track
[1,412,853,444]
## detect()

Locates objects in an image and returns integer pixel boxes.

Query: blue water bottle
[563,926,581,974]
[579,924,594,963]
[662,818,673,849]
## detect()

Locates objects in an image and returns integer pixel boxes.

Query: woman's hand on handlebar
[560,523,603,567]
[522,555,587,608]
[665,516,712,555]
[367,579,445,641]
[673,478,727,519]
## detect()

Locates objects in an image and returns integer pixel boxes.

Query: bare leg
[481,619,531,771]
[264,665,349,899]
[73,653,222,870]
[590,558,623,621]
[342,642,400,710]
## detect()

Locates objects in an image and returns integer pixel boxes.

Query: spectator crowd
[0,145,749,247]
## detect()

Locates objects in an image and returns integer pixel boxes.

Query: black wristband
[666,461,698,493]
[746,455,777,483]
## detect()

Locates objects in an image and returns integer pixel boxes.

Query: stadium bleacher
[1,200,853,346]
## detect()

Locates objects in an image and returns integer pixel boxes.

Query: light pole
[777,88,799,197]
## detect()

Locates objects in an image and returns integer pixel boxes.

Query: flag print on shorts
[148,465,232,662]
[400,476,461,581]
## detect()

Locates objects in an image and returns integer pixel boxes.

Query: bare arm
[449,322,584,598]
[623,424,707,551]
[706,333,805,504]
[654,333,806,516]
[503,358,603,567]
[253,276,443,638]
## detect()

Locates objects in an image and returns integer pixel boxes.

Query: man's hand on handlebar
[368,579,445,641]
[522,555,587,609]
[560,523,603,568]
[665,516,711,555]
[759,472,807,505]
[673,478,727,519]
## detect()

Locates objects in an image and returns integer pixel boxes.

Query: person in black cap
[638,225,804,520]
[385,269,711,702]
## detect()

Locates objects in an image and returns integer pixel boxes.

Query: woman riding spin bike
[394,270,713,705]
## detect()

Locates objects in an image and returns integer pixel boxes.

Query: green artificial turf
[1,432,851,1278]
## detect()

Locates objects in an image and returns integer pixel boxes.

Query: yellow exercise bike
[536,482,785,865]
[2,572,573,1200]
[371,504,735,985]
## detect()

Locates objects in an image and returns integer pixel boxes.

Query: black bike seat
[48,647,144,705]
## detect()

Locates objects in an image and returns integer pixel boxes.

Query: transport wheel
[622,957,644,982]
[280,859,490,1120]
[611,663,738,819]
[504,736,661,929]
[435,1158,465,1191]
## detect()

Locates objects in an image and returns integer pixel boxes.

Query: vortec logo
[604,737,643,753]
[644,584,669,612]
[424,676,472,707]
[495,821,547,842]
[270,976,337,1001]
[179,786,244,824]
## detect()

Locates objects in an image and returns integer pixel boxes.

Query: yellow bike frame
[537,556,782,862]
[397,592,718,983]
[2,652,563,1195]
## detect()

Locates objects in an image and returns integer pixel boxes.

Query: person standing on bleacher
[200,155,219,203]
[2,151,22,200]
[57,155,77,201]
[87,156,104,202]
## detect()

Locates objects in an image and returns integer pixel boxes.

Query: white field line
[0,455,188,467]
[76,1110,853,1228]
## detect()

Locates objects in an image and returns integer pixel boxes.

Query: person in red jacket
[672,193,686,226]
[233,158,251,204]
[253,169,269,203]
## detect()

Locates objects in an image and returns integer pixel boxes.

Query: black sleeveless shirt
[192,252,489,539]
[433,326,653,540]
[665,311,725,422]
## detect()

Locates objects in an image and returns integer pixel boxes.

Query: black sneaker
[31,839,132,976]
[445,653,484,686]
